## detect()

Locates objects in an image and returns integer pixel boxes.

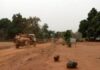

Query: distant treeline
[78,8,100,41]
[0,13,56,41]
[1,8,100,41]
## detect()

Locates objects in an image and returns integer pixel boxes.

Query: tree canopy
[0,13,54,41]
[78,8,100,40]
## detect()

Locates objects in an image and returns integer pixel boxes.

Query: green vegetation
[0,13,55,41]
[1,7,100,41]
[63,30,72,47]
[78,8,100,41]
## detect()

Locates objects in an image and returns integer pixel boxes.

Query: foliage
[0,18,12,40]
[63,30,72,47]
[25,17,41,37]
[38,23,55,41]
[64,30,72,42]
[78,8,100,40]
[0,13,54,41]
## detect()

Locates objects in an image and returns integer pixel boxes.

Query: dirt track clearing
[0,42,100,70]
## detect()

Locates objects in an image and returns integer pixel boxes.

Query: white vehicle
[28,34,36,42]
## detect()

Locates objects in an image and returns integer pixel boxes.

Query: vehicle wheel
[16,44,20,48]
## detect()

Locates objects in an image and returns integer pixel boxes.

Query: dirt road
[0,41,100,70]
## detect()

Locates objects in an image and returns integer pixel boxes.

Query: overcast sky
[0,0,100,32]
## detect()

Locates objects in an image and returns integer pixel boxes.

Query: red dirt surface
[0,41,100,70]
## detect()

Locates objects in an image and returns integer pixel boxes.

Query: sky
[0,0,100,32]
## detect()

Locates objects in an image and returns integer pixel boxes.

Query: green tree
[42,23,49,38]
[7,13,27,39]
[78,20,88,37]
[87,8,97,40]
[12,13,26,33]
[64,30,72,42]
[26,17,41,37]
[87,8,97,21]
[63,30,72,47]
[92,12,100,38]
[78,8,100,40]
[0,18,12,40]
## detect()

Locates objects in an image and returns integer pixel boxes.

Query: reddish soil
[0,41,100,70]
